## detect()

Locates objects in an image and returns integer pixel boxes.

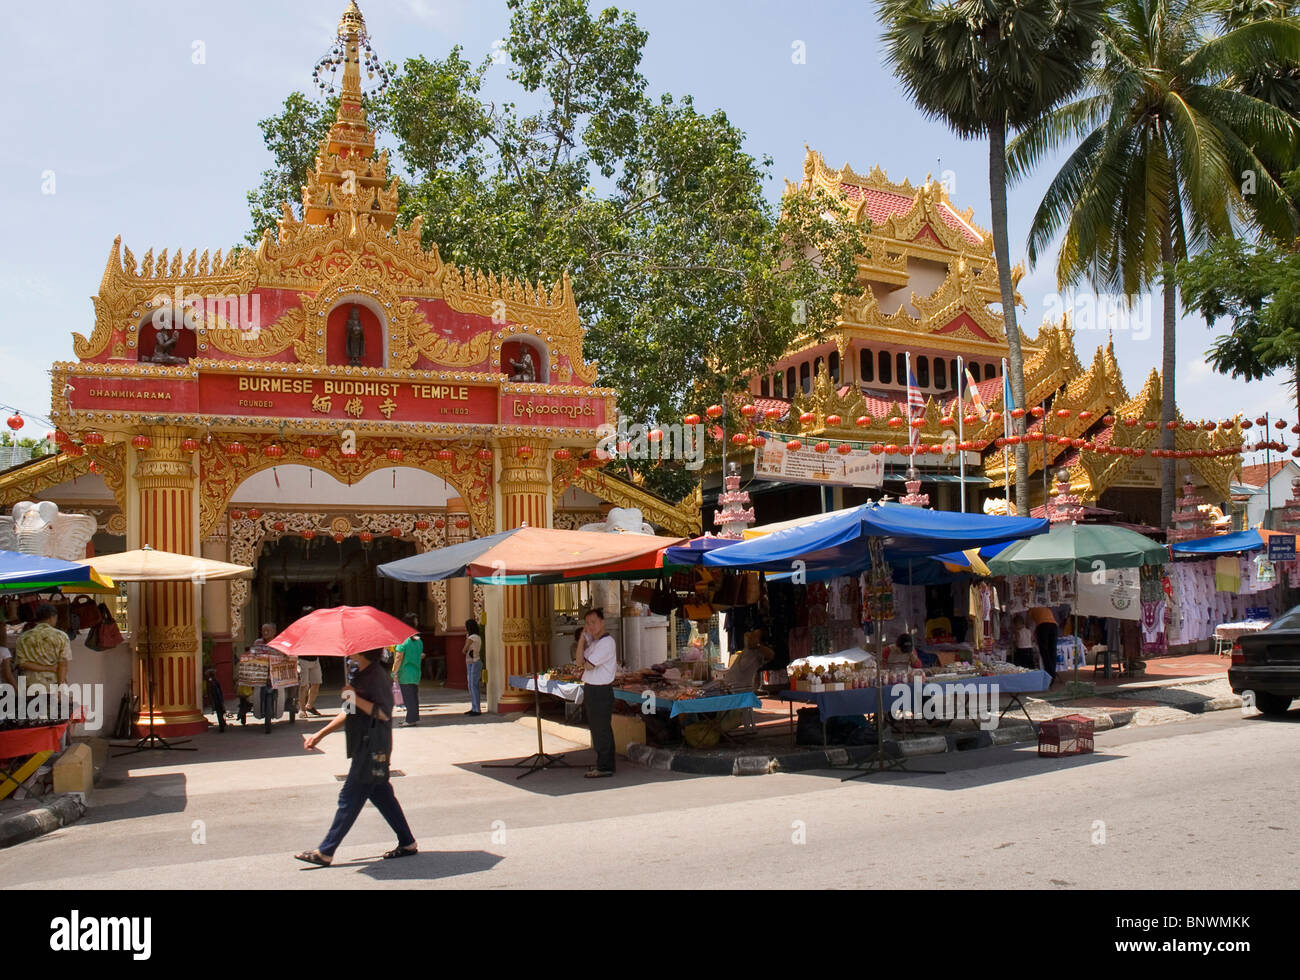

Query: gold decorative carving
[570,467,701,537]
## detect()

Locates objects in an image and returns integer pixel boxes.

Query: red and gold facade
[35,3,635,726]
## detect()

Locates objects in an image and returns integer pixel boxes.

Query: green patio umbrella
[985,522,1167,576]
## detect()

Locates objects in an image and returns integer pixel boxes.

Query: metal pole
[958,355,966,514]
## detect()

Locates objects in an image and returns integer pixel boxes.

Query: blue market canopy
[0,550,114,592]
[698,502,1049,574]
[1170,528,1280,555]
[661,536,739,566]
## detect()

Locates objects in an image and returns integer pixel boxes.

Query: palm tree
[880,0,1105,516]
[1009,0,1300,525]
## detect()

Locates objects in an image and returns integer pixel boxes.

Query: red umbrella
[267,606,416,658]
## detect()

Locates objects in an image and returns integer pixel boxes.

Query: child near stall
[1012,615,1037,670]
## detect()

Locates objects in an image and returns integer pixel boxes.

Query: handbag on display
[648,581,674,617]
[356,715,391,784]
[683,601,715,621]
[72,597,101,631]
[91,607,124,650]
[628,583,655,605]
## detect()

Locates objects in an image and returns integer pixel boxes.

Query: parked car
[1230,606,1300,716]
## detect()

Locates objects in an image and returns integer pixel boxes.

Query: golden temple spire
[295,2,398,232]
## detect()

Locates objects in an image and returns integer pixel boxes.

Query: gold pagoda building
[740,148,1243,526]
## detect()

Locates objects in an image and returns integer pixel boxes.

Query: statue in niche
[345,306,366,366]
[146,327,187,365]
[508,350,536,382]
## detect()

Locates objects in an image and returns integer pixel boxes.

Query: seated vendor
[888,633,923,670]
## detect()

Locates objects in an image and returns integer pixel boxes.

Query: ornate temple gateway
[0,3,696,731]
[743,149,1242,522]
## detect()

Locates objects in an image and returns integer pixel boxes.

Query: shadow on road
[354,849,503,881]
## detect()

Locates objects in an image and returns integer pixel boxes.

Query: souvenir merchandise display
[545,662,584,682]
[861,538,894,625]
[1166,560,1286,646]
[613,660,733,701]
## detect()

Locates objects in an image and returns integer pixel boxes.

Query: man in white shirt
[576,607,617,778]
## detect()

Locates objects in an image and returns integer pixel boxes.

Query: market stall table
[0,721,72,800]
[778,670,1051,747]
[612,687,760,719]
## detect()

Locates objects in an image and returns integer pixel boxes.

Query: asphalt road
[3,701,1297,889]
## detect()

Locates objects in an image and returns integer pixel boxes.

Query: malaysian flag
[964,368,988,422]
[907,367,924,445]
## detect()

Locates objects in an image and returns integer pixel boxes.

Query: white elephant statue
[579,506,654,535]
[0,501,97,560]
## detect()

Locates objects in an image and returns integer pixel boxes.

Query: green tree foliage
[1008,0,1300,523]
[246,0,866,500]
[880,0,1105,516]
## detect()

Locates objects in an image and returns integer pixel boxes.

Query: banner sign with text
[753,431,885,488]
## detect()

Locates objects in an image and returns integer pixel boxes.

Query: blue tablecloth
[779,671,1050,717]
[509,674,584,703]
[613,688,761,719]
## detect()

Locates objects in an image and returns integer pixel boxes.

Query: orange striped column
[496,438,550,713]
[132,426,206,736]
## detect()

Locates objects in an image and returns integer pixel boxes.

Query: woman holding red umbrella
[294,647,417,866]
[273,607,420,867]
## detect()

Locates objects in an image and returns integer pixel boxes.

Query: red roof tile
[1240,460,1292,487]
[839,185,985,247]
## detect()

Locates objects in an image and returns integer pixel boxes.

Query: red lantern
[1071,438,1085,448]
[333,532,346,544]
[964,414,979,426]
[765,407,783,420]
[799,411,816,425]
[88,461,99,474]
[825,414,842,426]
[1083,441,1096,451]
[814,441,830,454]
[553,448,572,461]
[1256,417,1268,427]
[227,440,245,455]
[994,437,1007,448]
[1204,421,1217,431]
[359,531,373,543]
[731,433,748,445]
[436,448,455,462]
[1183,422,1198,432]
[455,518,469,529]
[477,448,493,461]
[434,518,446,530]
[303,445,322,460]
[302,530,317,541]
[1142,421,1157,431]
[264,444,284,459]
[6,416,22,431]
[1123,417,1137,428]
[1276,419,1288,429]
[684,414,701,426]
[272,521,286,532]
[888,417,904,428]
[837,443,853,455]
[787,440,802,451]
[247,509,262,520]
[883,444,900,456]
[856,415,872,427]
[940,416,955,427]
[751,435,767,448]
[1006,435,1021,445]
[132,434,152,450]
[1101,414,1115,426]
[53,430,70,444]
[1010,408,1026,419]
[870,444,884,455]
[230,510,245,521]
[990,412,1002,424]
[648,429,663,443]
[517,445,534,459]
[387,448,404,462]
[181,437,199,453]
[1055,409,1071,419]
[1133,449,1146,458]
[958,441,972,451]
[1057,436,1072,446]
[389,527,402,538]
[1240,420,1252,430]
[1078,411,1093,421]
[83,431,104,446]
[909,418,925,430]
[1165,421,1178,431]
[706,405,723,419]
[1030,406,1045,419]
[741,404,757,418]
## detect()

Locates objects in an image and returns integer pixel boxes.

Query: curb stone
[0,793,86,849]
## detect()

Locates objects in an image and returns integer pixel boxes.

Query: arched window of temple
[917,356,930,388]
[800,361,811,394]
[985,362,997,381]
[813,356,824,380]
[934,358,947,390]
[878,350,892,385]
[773,372,784,398]
[828,351,839,384]
[787,366,797,394]
[861,348,874,383]
[760,376,770,397]
[896,352,906,384]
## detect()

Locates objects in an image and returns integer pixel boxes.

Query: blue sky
[1,0,1290,462]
